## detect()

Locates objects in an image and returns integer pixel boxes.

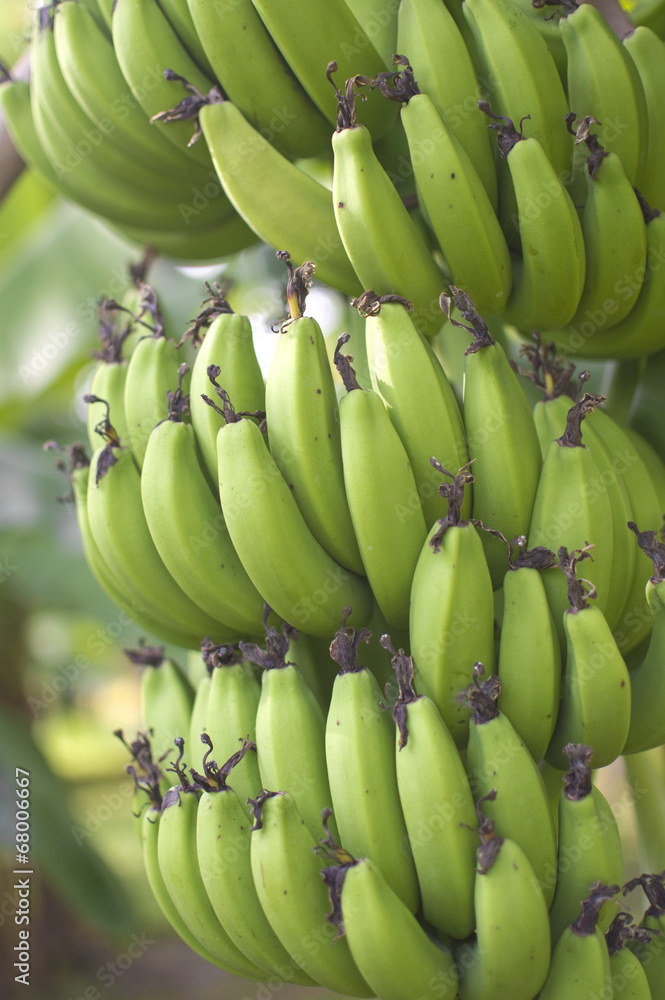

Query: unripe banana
[539,883,618,999]
[462,667,558,908]
[249,790,373,996]
[548,744,624,946]
[606,912,656,1000]
[187,671,212,774]
[322,852,459,1000]
[624,25,665,210]
[86,321,132,456]
[386,640,477,939]
[409,463,495,747]
[336,334,428,628]
[324,615,420,912]
[455,793,551,1000]
[625,873,665,999]
[127,642,195,769]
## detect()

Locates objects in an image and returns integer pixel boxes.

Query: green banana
[606,912,656,1000]
[374,62,510,316]
[199,640,262,812]
[156,740,266,977]
[187,671,212,774]
[155,0,216,78]
[409,463,495,748]
[187,289,265,489]
[185,0,331,158]
[140,376,266,637]
[248,0,396,137]
[344,0,399,67]
[496,539,562,763]
[248,790,372,996]
[539,883,618,999]
[455,793,551,1000]
[336,333,428,628]
[623,523,665,754]
[527,393,615,635]
[86,412,241,643]
[321,851,459,1000]
[397,0,498,208]
[547,744,624,946]
[114,214,260,263]
[324,615,420,912]
[625,873,665,999]
[85,323,132,455]
[198,95,360,295]
[243,621,335,841]
[462,667,558,908]
[463,0,571,248]
[265,259,364,575]
[194,739,317,985]
[386,639,477,939]
[480,107,586,331]
[545,547,631,771]
[330,68,445,337]
[212,382,373,637]
[361,292,469,529]
[127,642,195,768]
[443,287,543,588]
[624,25,665,211]
[559,0,649,196]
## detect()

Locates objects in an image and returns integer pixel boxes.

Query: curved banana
[127,642,195,769]
[375,63,510,316]
[552,208,665,360]
[396,0,497,208]
[61,443,206,649]
[559,0,648,196]
[156,740,266,977]
[539,883,618,999]
[443,288,543,588]
[123,327,186,470]
[197,96,359,295]
[200,641,262,811]
[623,523,665,754]
[140,383,266,636]
[186,291,264,488]
[386,640,477,939]
[155,0,216,78]
[455,794,551,1000]
[265,260,363,575]
[463,0,570,247]
[112,0,214,167]
[324,615,420,912]
[409,463,495,748]
[624,25,665,211]
[361,293,469,529]
[0,77,66,193]
[496,540,562,763]
[336,334,428,628]
[243,621,335,840]
[330,69,446,337]
[545,547,631,771]
[194,739,317,984]
[185,0,331,158]
[462,668,558,908]
[480,109,585,332]
[322,852,459,1000]
[113,214,260,264]
[549,122,647,342]
[527,393,615,636]
[248,0,396,137]
[53,0,210,180]
[547,744,624,946]
[214,381,373,637]
[86,416,241,643]
[248,790,373,996]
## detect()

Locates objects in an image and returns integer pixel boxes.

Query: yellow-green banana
[545,547,631,771]
[324,615,420,912]
[625,873,665,999]
[213,385,373,636]
[409,463,495,747]
[248,790,372,996]
[397,0,498,208]
[128,642,195,768]
[85,325,132,455]
[455,793,551,1000]
[625,25,665,211]
[386,639,477,939]
[462,667,558,908]
[606,912,656,1000]
[336,333,428,628]
[547,744,624,946]
[155,0,215,78]
[123,328,186,470]
[443,287,543,587]
[187,672,212,773]
[540,884,618,999]
[265,259,364,575]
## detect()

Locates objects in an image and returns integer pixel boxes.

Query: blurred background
[1,0,663,997]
